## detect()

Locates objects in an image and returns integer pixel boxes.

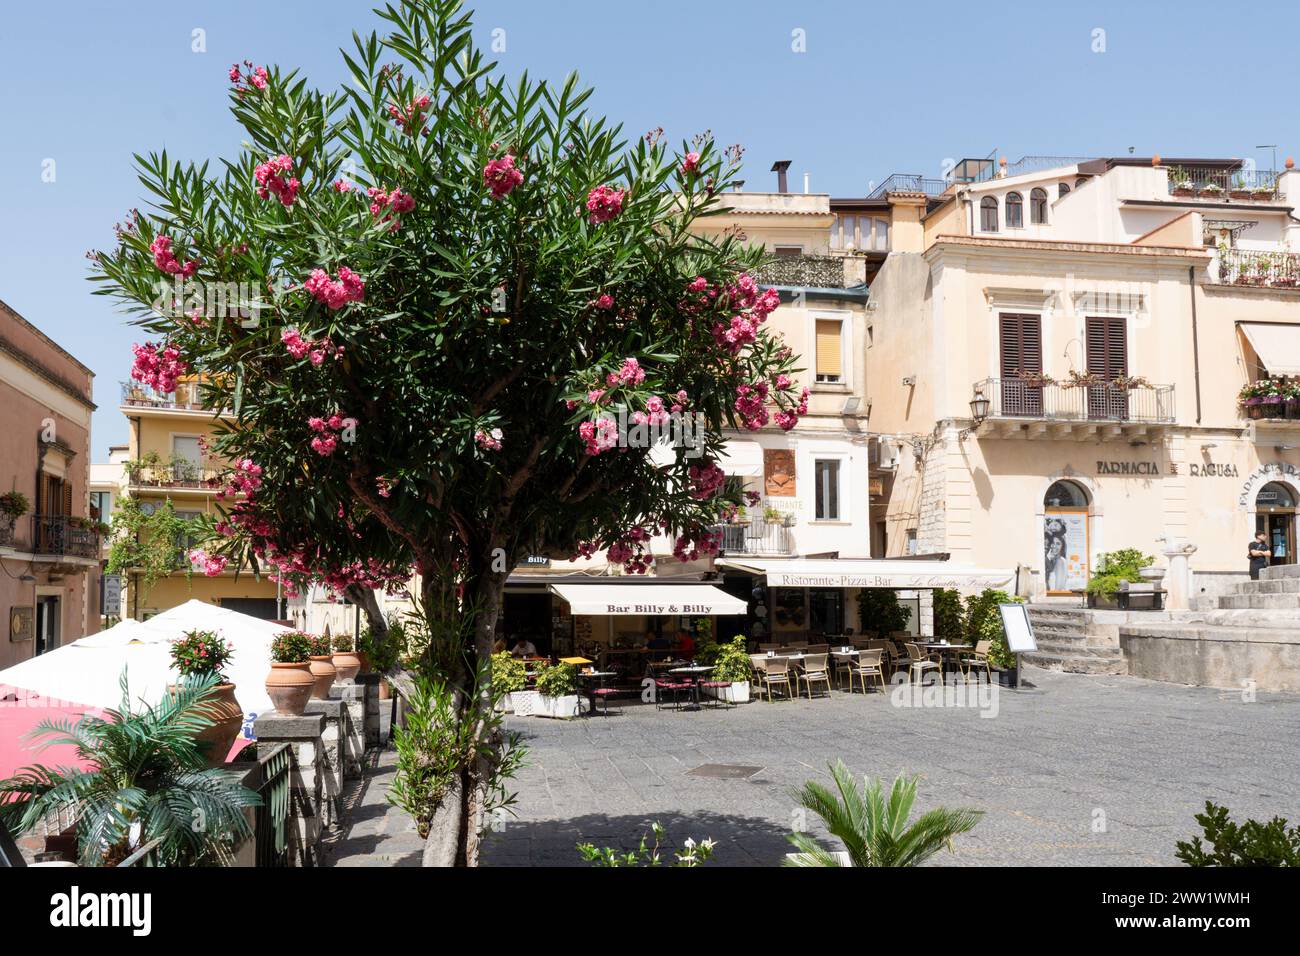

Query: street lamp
[969,388,990,423]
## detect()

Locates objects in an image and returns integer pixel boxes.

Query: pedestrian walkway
[322,748,424,867]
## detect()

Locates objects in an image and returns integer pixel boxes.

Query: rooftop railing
[1212,248,1300,288]
[866,174,950,198]
[1167,166,1279,199]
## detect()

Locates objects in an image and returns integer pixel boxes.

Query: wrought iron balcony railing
[710,517,794,555]
[974,377,1176,424]
[755,254,855,289]
[866,174,950,198]
[1213,248,1300,288]
[120,380,208,411]
[1167,166,1279,200]
[30,515,101,560]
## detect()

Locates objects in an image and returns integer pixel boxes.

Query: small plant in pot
[0,490,29,545]
[331,632,362,683]
[266,631,315,715]
[305,633,337,698]
[169,629,243,766]
[533,661,581,718]
[709,636,753,703]
[1085,549,1155,609]
[491,651,528,712]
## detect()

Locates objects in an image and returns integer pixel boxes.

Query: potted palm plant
[331,631,362,682]
[266,631,315,715]
[168,629,242,766]
[305,632,337,698]
[0,490,29,546]
[0,672,260,865]
[784,762,982,866]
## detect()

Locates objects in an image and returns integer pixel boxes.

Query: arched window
[1045,480,1089,509]
[980,196,998,232]
[1075,177,1088,189]
[1257,481,1296,511]
[1058,182,1071,198]
[1030,187,1048,224]
[1005,192,1023,228]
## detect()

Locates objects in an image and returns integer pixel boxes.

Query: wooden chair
[795,653,831,699]
[848,648,886,694]
[904,643,943,684]
[958,640,993,682]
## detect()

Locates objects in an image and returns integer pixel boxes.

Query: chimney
[732,180,745,192]
[771,160,792,193]
[803,172,811,194]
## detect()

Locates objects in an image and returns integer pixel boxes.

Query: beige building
[0,299,99,668]
[866,153,1300,601]
[112,374,280,619]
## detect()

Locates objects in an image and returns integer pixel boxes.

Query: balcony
[754,254,862,290]
[127,461,221,492]
[0,515,102,564]
[120,380,211,412]
[1167,165,1279,202]
[710,517,794,556]
[1212,249,1300,289]
[972,377,1176,439]
[866,174,951,198]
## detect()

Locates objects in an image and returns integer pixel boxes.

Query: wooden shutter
[62,480,73,518]
[999,313,1043,415]
[815,320,843,380]
[1086,316,1128,419]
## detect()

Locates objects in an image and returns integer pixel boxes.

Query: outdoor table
[668,665,712,711]
[577,670,618,717]
[922,643,964,674]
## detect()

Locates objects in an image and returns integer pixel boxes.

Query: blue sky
[1,0,1296,457]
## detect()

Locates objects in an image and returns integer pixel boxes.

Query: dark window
[814,459,841,520]
[999,312,1044,416]
[809,589,845,635]
[1058,182,1071,198]
[979,196,998,231]
[1030,187,1048,224]
[1045,480,1089,509]
[1005,192,1023,228]
[1075,177,1088,189]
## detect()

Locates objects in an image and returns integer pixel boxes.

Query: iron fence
[711,517,794,555]
[974,377,1175,424]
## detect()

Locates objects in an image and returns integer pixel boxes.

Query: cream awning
[716,558,1016,591]
[1240,322,1300,376]
[549,582,747,616]
[717,440,764,477]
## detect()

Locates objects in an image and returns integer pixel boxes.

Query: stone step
[1120,622,1300,641]
[1233,577,1300,595]
[1020,650,1127,675]
[1218,593,1300,610]
[1259,563,1300,581]
[1032,640,1122,658]
[1181,609,1300,627]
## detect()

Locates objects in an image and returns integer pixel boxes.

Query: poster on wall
[1043,511,1088,593]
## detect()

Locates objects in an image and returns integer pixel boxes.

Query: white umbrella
[0,600,290,716]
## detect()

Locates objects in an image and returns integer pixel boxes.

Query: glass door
[1256,513,1295,565]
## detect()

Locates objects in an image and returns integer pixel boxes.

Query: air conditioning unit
[871,437,900,471]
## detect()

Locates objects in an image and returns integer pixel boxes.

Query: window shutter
[815,320,843,379]
[1086,317,1127,377]
[999,313,1042,376]
[62,481,73,518]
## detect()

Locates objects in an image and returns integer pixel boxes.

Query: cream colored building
[111,375,280,619]
[866,153,1300,601]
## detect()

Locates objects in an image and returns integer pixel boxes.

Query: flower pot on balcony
[1285,400,1300,421]
[1172,187,1195,197]
[1263,397,1285,418]
[169,682,243,767]
[1231,189,1253,200]
[1243,399,1264,420]
[307,655,337,699]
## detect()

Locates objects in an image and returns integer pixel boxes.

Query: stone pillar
[303,700,344,829]
[357,673,381,750]
[253,712,326,867]
[328,683,366,778]
[919,589,935,638]
[1159,537,1197,610]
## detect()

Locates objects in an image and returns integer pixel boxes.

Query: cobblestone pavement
[474,668,1300,867]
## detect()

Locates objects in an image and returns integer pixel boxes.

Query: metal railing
[1213,248,1300,287]
[250,743,292,868]
[126,463,220,489]
[1167,166,1279,199]
[867,174,950,198]
[120,380,209,411]
[31,515,100,559]
[755,254,854,289]
[711,518,794,555]
[974,377,1176,424]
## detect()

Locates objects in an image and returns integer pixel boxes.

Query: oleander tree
[89,0,808,865]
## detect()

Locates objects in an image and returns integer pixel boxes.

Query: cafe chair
[904,643,943,685]
[796,653,831,699]
[848,648,886,694]
[654,678,690,711]
[700,680,733,709]
[958,640,993,682]
[591,687,622,717]
[759,657,793,701]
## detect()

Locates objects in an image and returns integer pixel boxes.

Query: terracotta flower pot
[169,681,243,767]
[265,662,314,716]
[378,679,393,701]
[332,651,362,683]
[308,655,337,699]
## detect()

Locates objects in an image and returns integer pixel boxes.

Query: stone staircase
[1023,605,1130,675]
[1118,565,1300,691]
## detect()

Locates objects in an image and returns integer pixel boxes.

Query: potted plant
[1199,183,1224,198]
[168,629,243,766]
[1085,549,1155,609]
[1239,381,1267,419]
[331,631,362,683]
[1230,176,1253,201]
[964,589,1020,685]
[708,636,752,703]
[1252,184,1275,201]
[266,631,315,715]
[0,490,30,545]
[491,651,528,713]
[1169,167,1195,197]
[305,633,336,698]
[533,661,582,718]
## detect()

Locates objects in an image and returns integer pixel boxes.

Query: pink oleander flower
[254,155,298,206]
[484,154,524,199]
[775,374,793,390]
[130,341,189,393]
[687,462,726,501]
[776,410,799,431]
[304,266,365,310]
[680,152,700,176]
[586,389,606,404]
[250,66,268,90]
[149,234,199,278]
[595,294,614,310]
[475,428,504,452]
[585,184,626,224]
[615,357,645,385]
[376,477,393,498]
[332,179,353,193]
[228,64,241,83]
[281,327,311,359]
[578,416,619,456]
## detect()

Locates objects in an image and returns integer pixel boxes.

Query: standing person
[1248,530,1271,581]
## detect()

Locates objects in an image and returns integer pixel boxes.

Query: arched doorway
[1043,479,1091,594]
[1256,481,1297,566]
